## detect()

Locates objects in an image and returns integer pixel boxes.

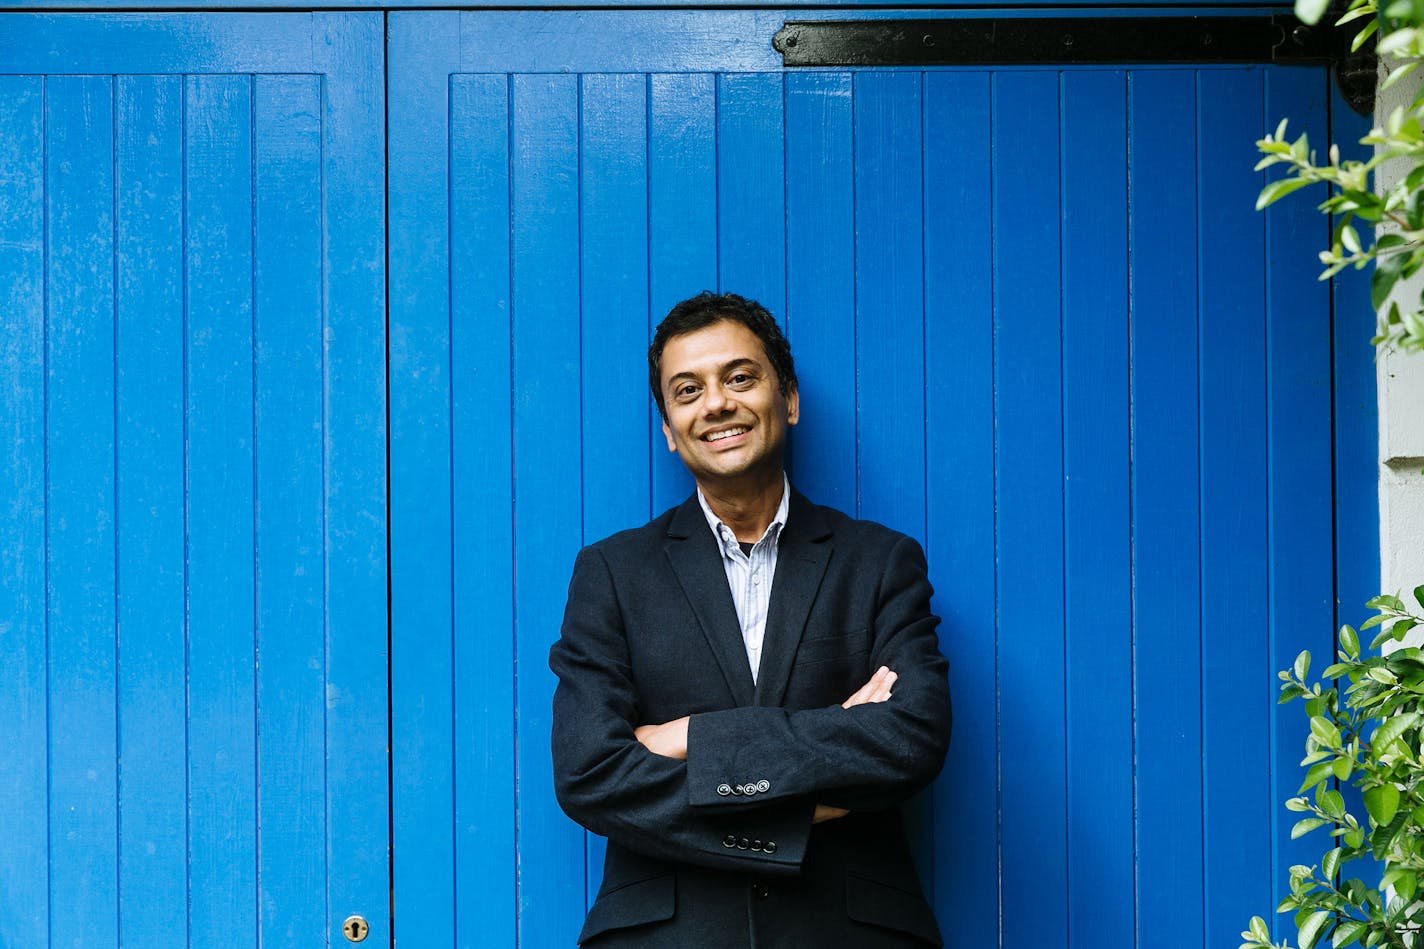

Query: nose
[702,382,735,416]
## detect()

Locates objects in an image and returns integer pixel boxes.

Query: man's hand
[841,665,897,709]
[634,716,690,760]
[810,667,900,824]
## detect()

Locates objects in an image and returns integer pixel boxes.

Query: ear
[785,384,800,427]
[661,419,678,453]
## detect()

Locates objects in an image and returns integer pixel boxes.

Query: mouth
[702,425,750,443]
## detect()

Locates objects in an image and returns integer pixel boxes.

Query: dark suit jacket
[549,490,952,948]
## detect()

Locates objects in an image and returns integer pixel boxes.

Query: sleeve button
[756,780,770,792]
[750,840,763,852]
[763,841,777,854]
[717,784,732,797]
[737,837,750,850]
[723,835,737,848]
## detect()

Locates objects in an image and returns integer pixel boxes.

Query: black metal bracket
[772,15,1377,115]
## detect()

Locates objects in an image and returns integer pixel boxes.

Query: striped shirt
[696,475,791,684]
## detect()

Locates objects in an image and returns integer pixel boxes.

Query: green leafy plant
[1239,591,1424,949]
[1254,0,1424,351]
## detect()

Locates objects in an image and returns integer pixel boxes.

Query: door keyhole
[342,915,369,943]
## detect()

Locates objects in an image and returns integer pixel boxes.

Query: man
[549,292,951,947]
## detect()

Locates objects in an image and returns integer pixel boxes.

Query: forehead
[659,320,770,383]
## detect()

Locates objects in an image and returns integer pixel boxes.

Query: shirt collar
[697,474,791,555]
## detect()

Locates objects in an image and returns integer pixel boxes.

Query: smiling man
[549,291,952,948]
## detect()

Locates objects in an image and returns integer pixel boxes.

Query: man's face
[658,319,799,490]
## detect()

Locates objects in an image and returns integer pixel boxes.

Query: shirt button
[752,574,761,585]
[752,882,769,899]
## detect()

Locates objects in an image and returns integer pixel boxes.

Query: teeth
[706,427,748,442]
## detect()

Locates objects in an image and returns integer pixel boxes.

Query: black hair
[648,292,797,419]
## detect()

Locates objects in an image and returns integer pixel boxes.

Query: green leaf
[1391,617,1417,641]
[1371,711,1418,751]
[1297,909,1331,948]
[1250,916,1272,942]
[1323,847,1342,880]
[1364,784,1401,826]
[1295,0,1331,22]
[1293,817,1330,838]
[1332,756,1354,781]
[1333,920,1368,947]
[1258,176,1316,211]
[1340,625,1361,660]
[1296,651,1312,682]
[1395,871,1418,904]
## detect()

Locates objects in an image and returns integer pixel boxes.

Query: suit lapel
[754,491,833,708]
[663,496,756,707]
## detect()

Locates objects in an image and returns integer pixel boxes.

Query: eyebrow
[664,358,763,390]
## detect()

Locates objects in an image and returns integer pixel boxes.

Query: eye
[673,383,700,401]
[728,371,755,387]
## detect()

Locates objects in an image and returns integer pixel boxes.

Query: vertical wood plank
[0,74,50,949]
[450,72,516,948]
[648,73,715,513]
[1061,69,1135,949]
[716,72,786,313]
[1198,68,1273,944]
[185,73,257,949]
[46,74,120,949]
[1264,67,1337,916]
[785,72,855,511]
[511,71,585,949]
[315,15,390,943]
[854,71,925,536]
[388,13,459,943]
[994,69,1068,949]
[1130,69,1204,948]
[115,72,188,949]
[253,73,326,948]
[923,69,998,947]
[579,71,652,907]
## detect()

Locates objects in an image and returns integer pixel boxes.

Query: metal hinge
[772,16,1377,115]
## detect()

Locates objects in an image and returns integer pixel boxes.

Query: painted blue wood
[184,73,260,948]
[0,14,387,947]
[317,16,390,944]
[579,71,654,912]
[510,72,588,949]
[450,72,518,949]
[1130,69,1206,948]
[115,73,188,949]
[0,74,49,949]
[1198,68,1275,943]
[785,72,856,514]
[387,12,461,946]
[994,69,1070,949]
[922,69,999,949]
[374,14,1370,949]
[254,73,327,947]
[46,74,121,949]
[1265,66,1340,921]
[1061,68,1135,949]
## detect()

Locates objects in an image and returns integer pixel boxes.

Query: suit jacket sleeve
[684,534,952,813]
[549,545,814,876]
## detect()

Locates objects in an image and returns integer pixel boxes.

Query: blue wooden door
[0,14,388,948]
[388,10,1377,949]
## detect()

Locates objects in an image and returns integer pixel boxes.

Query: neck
[698,471,786,543]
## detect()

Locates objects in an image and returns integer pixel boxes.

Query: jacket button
[752,882,769,899]
[717,784,732,796]
[723,835,737,848]
[750,840,763,852]
[731,784,743,795]
[756,780,770,792]
[763,841,777,854]
[737,837,750,850]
